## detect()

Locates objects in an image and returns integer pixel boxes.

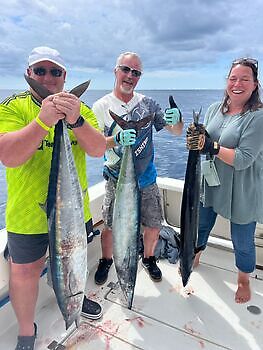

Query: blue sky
[0,0,262,90]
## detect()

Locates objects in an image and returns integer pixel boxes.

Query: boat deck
[1,234,262,350]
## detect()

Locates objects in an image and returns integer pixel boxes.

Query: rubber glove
[164,108,181,125]
[186,123,220,155]
[114,129,136,146]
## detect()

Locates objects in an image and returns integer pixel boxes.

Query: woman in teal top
[187,58,263,304]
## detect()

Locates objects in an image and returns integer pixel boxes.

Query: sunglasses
[32,67,64,77]
[117,65,142,78]
[232,58,258,69]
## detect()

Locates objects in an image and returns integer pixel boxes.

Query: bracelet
[35,115,50,132]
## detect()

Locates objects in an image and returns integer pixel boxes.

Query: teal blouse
[201,102,263,224]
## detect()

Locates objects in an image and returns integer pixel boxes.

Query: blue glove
[114,129,136,146]
[164,108,181,125]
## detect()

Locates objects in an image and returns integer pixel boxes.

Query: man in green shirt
[0,46,106,350]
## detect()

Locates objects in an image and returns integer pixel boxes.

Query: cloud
[0,0,262,88]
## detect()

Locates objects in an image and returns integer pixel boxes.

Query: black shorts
[7,232,49,264]
[6,219,93,264]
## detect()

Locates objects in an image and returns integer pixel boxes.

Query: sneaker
[81,296,102,320]
[94,258,113,285]
[87,229,100,244]
[15,323,37,350]
[142,256,162,282]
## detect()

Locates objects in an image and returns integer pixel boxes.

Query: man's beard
[120,83,133,95]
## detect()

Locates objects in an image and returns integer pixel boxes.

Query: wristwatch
[66,115,85,129]
[213,141,220,155]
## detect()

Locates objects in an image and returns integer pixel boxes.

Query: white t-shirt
[92,91,165,188]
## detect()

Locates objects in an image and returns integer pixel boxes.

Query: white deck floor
[1,236,262,350]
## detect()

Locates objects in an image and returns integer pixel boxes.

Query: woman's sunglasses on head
[232,58,258,69]
[117,65,142,78]
[32,67,63,77]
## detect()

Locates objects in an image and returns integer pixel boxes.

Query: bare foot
[235,271,251,304]
[235,282,251,303]
[178,251,202,277]
[193,251,202,268]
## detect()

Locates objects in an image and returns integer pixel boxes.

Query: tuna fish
[109,110,153,309]
[180,108,204,287]
[25,76,90,329]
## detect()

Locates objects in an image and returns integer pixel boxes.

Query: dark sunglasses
[232,58,258,69]
[32,67,63,77]
[117,65,142,77]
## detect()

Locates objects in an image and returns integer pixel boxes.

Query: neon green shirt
[0,91,99,234]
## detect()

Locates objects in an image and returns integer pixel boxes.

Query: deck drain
[247,305,261,315]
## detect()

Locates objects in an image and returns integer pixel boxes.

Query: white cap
[28,46,66,70]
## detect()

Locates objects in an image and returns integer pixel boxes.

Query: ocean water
[0,89,224,229]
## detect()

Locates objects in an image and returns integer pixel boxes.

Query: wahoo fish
[47,119,87,329]
[180,108,204,287]
[25,76,90,329]
[109,110,153,309]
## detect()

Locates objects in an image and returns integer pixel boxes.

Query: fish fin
[69,80,91,97]
[169,95,182,119]
[193,107,202,124]
[109,110,127,129]
[109,109,154,131]
[25,74,90,99]
[169,95,178,109]
[24,74,52,99]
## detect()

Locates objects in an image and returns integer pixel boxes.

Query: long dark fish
[180,108,204,287]
[109,110,153,309]
[25,76,90,329]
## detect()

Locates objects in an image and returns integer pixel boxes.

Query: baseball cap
[28,46,66,70]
